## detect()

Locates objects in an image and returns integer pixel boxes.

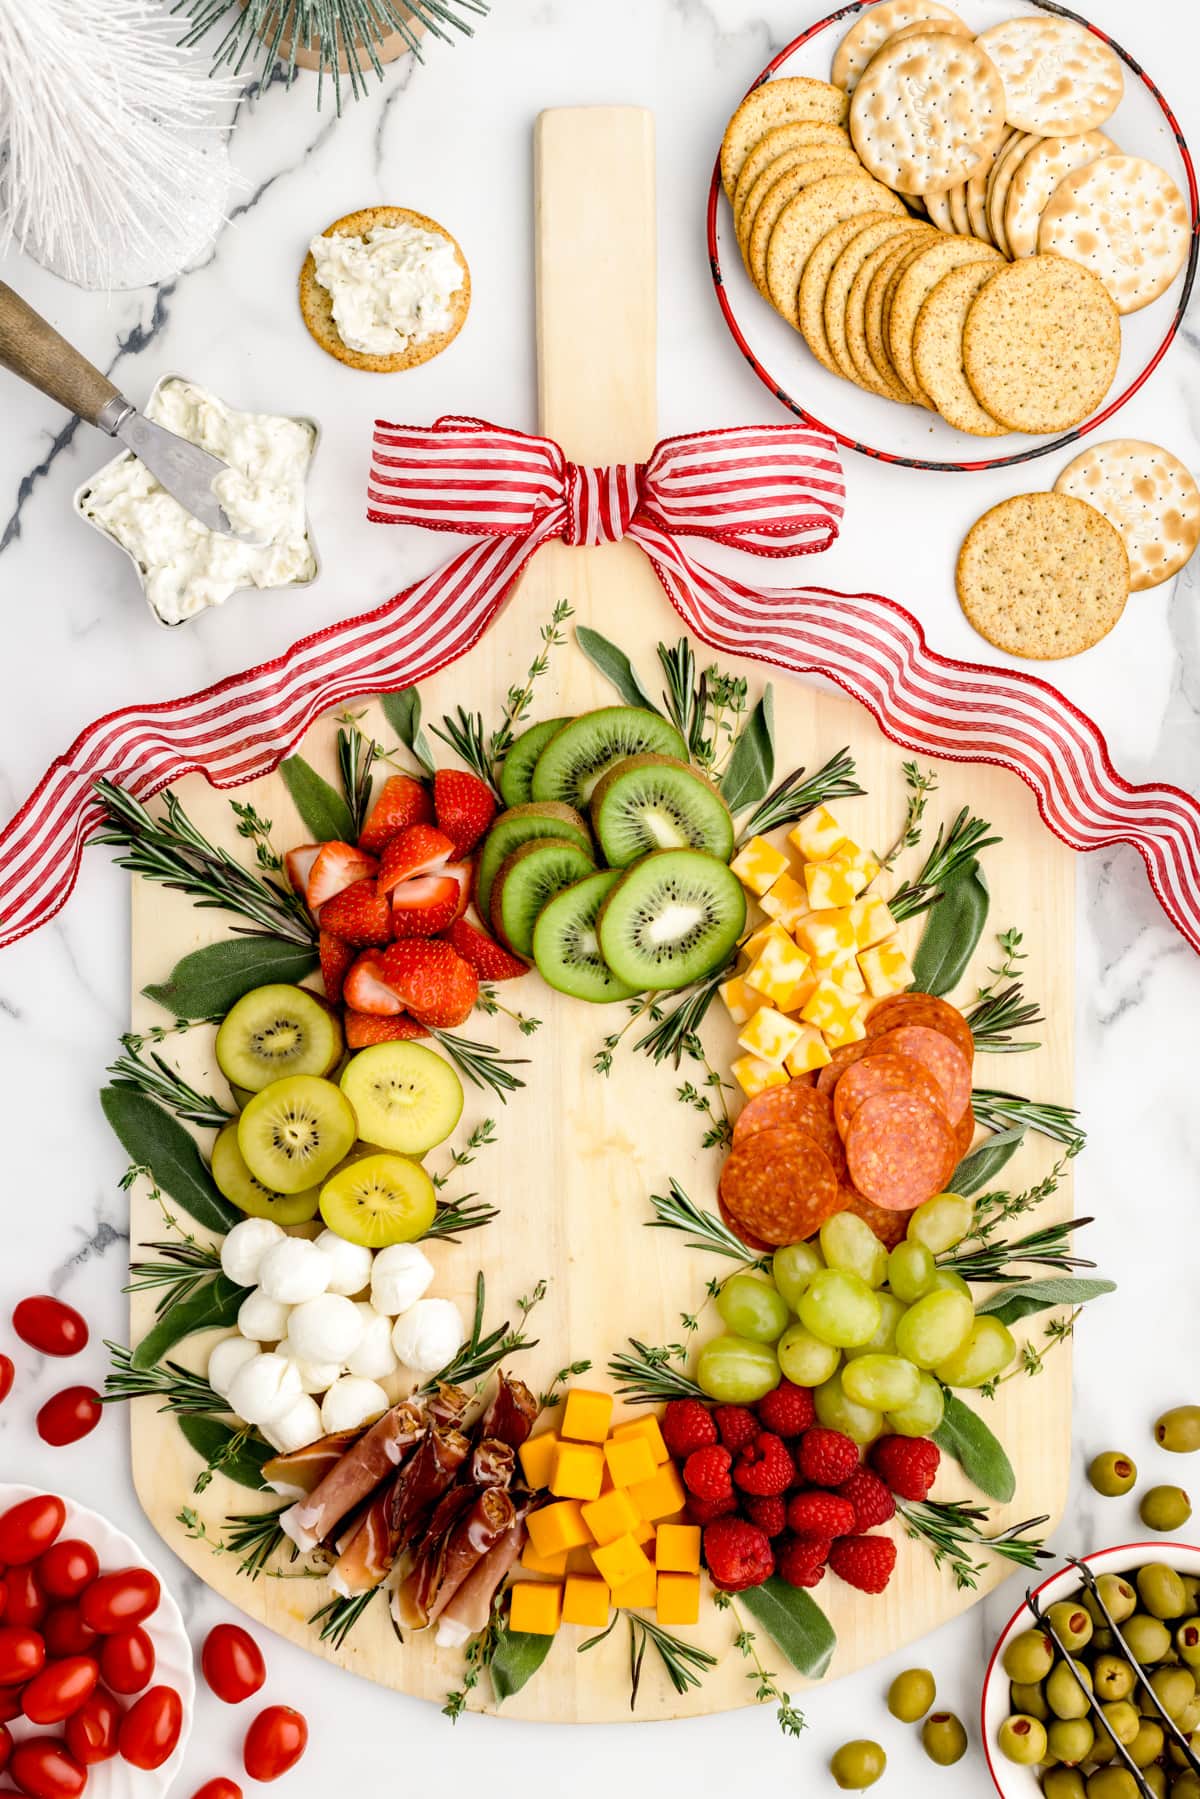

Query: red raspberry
[829,1533,897,1594]
[714,1405,760,1453]
[733,1431,795,1497]
[683,1445,733,1502]
[786,1490,857,1539]
[662,1398,717,1460]
[870,1435,941,1502]
[796,1427,860,1488]
[777,1533,832,1590]
[702,1518,775,1593]
[837,1467,897,1532]
[742,1495,787,1537]
[756,1380,816,1438]
[686,1492,737,1525]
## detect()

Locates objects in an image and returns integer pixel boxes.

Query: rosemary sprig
[424,1195,500,1243]
[941,1218,1096,1283]
[899,1501,1051,1591]
[888,807,1002,922]
[107,1040,233,1129]
[178,1504,294,1581]
[430,708,493,791]
[126,1240,224,1317]
[103,1344,226,1416]
[310,1590,379,1648]
[429,1030,528,1101]
[713,1593,806,1738]
[419,1272,543,1395]
[607,1338,707,1405]
[579,1612,717,1708]
[658,638,709,764]
[631,961,734,1068]
[972,1089,1086,1151]
[336,717,377,838]
[646,1178,768,1264]
[881,762,939,870]
[736,748,863,842]
[967,984,1044,1055]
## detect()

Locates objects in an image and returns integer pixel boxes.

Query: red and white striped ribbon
[0,414,1197,955]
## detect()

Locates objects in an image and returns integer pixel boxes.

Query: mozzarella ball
[220,1217,286,1288]
[371,1243,434,1316]
[276,1337,341,1396]
[390,1298,464,1375]
[320,1376,389,1435]
[288,1292,365,1365]
[257,1236,332,1304]
[315,1229,374,1298]
[229,1351,303,1426]
[262,1394,324,1455]
[237,1287,292,1344]
[345,1303,399,1381]
[207,1333,261,1400]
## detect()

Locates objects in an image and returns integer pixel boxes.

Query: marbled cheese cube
[731,1054,788,1099]
[805,854,866,910]
[849,896,896,950]
[838,841,882,889]
[801,976,860,1037]
[719,976,761,1026]
[730,835,789,897]
[759,872,811,932]
[745,935,812,1011]
[740,920,792,963]
[796,908,857,964]
[788,806,846,863]
[784,1024,832,1075]
[738,1006,807,1067]
[858,939,914,998]
[824,1001,871,1050]
[834,958,865,997]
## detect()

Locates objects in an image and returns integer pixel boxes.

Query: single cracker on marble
[956,492,1129,660]
[1037,153,1191,315]
[831,0,966,92]
[849,31,1007,196]
[975,16,1123,135]
[299,205,470,373]
[846,233,931,400]
[766,172,907,326]
[1004,131,1116,259]
[721,77,850,200]
[986,130,1038,257]
[745,151,868,292]
[887,233,1001,401]
[912,261,1010,434]
[962,255,1120,434]
[966,125,1016,242]
[1054,439,1200,591]
[798,211,900,374]
[731,121,853,224]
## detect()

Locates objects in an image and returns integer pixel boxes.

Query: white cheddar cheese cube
[823,1001,871,1050]
[740,920,792,963]
[796,908,857,964]
[759,872,811,932]
[745,936,812,1011]
[738,1007,807,1067]
[719,976,761,1026]
[731,835,789,898]
[788,807,846,863]
[858,940,914,998]
[849,896,896,950]
[784,1024,832,1076]
[731,1054,788,1100]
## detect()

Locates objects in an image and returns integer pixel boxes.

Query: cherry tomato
[118,1684,183,1772]
[99,1625,154,1695]
[41,1606,97,1660]
[0,1495,65,1565]
[242,1706,307,1782]
[0,1686,22,1723]
[8,1737,86,1799]
[0,1723,10,1772]
[37,1544,97,1604]
[190,1782,243,1799]
[4,1564,46,1628]
[201,1624,265,1705]
[64,1684,121,1768]
[36,1389,101,1449]
[12,1298,88,1359]
[80,1567,159,1634]
[21,1656,99,1725]
[0,1583,6,1624]
[0,1355,13,1405]
[0,1625,45,1686]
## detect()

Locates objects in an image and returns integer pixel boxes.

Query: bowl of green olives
[982,1543,1200,1799]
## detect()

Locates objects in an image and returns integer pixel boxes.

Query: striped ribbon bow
[0,415,1197,955]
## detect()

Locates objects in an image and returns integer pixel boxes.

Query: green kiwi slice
[215,984,342,1093]
[475,802,591,926]
[532,871,638,1003]
[491,837,596,958]
[597,849,746,991]
[319,1153,437,1249]
[339,1042,463,1156]
[237,1074,358,1194]
[210,1122,322,1224]
[499,718,568,807]
[530,707,688,809]
[590,754,735,867]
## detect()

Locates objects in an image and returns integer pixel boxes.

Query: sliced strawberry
[434,769,497,857]
[306,841,379,912]
[378,940,478,1030]
[285,844,321,896]
[319,930,355,1006]
[377,823,456,895]
[343,951,406,1015]
[344,1009,430,1048]
[390,863,472,940]
[445,917,529,980]
[318,877,391,947]
[358,775,433,855]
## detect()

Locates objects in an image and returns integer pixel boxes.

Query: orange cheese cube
[509,1580,562,1634]
[517,1430,559,1489]
[581,1487,642,1547]
[611,1563,658,1609]
[796,908,857,964]
[718,975,761,1027]
[849,895,896,950]
[561,1388,614,1444]
[740,921,792,962]
[783,1023,832,1076]
[562,1573,610,1628]
[730,835,789,897]
[858,939,914,998]
[631,1512,657,1549]
[655,1571,701,1626]
[731,1054,788,1100]
[590,1533,653,1593]
[788,806,846,863]
[603,1435,658,1490]
[610,1415,669,1465]
[655,1524,701,1574]
[823,1001,870,1050]
[738,1005,808,1068]
[566,1544,599,1575]
[526,1500,592,1558]
[551,1442,605,1500]
[628,1461,687,1522]
[759,872,811,931]
[521,1540,568,1577]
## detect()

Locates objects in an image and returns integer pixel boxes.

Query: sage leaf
[740,1575,836,1678]
[720,688,776,814]
[132,1276,248,1370]
[489,1625,556,1702]
[101,1087,239,1235]
[143,936,317,1019]
[912,858,989,996]
[381,689,437,777]
[951,1126,1026,1196]
[978,1277,1116,1327]
[280,755,355,845]
[177,1417,271,1493]
[575,627,662,714]
[934,1392,1015,1503]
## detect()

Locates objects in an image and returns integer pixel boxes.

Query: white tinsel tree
[0,0,238,290]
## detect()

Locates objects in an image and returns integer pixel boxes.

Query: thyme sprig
[539,1360,594,1409]
[941,1218,1095,1283]
[443,1597,504,1720]
[713,1592,806,1738]
[102,1345,226,1416]
[888,807,1002,922]
[430,1029,528,1101]
[431,1118,497,1190]
[676,1070,733,1151]
[967,984,1044,1055]
[177,1504,296,1581]
[310,1590,379,1648]
[881,762,939,869]
[419,1272,544,1395]
[476,987,542,1036]
[899,1501,1051,1591]
[108,1040,233,1129]
[969,1156,1073,1241]
[126,1239,224,1317]
[431,601,573,793]
[982,1312,1080,1394]
[607,1338,708,1405]
[231,801,287,880]
[972,1089,1086,1151]
[736,748,863,843]
[646,1178,768,1264]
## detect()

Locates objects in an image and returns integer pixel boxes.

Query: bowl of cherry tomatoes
[0,1485,194,1797]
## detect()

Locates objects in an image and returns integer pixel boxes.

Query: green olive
[999,1713,1048,1765]
[1085,1770,1140,1799]
[1182,1575,1200,1612]
[921,1712,968,1765]
[1005,1629,1056,1684]
[829,1740,886,1790]
[1140,1766,1168,1799]
[1100,1700,1140,1745]
[1179,1619,1200,1669]
[1047,1717,1094,1765]
[1128,1719,1165,1767]
[888,1667,935,1722]
[1042,1772,1087,1799]
[1181,1696,1200,1733]
[1124,1613,1173,1664]
[1089,1451,1138,1496]
[1046,1658,1095,1721]
[1047,1601,1095,1652]
[1089,1721,1118,1764]
[1012,1679,1050,1719]
[1168,1730,1200,1770]
[1148,1664,1196,1720]
[1171,1773,1200,1799]
[1156,1407,1200,1454]
[1091,1628,1116,1654]
[1139,1564,1191,1620]
[1084,1576,1138,1626]
[1094,1656,1137,1701]
[1141,1485,1193,1533]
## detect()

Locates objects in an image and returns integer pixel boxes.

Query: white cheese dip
[309,222,463,356]
[79,377,316,626]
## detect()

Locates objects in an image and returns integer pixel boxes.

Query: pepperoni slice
[832,1052,948,1140]
[955,1103,976,1160]
[834,1183,911,1250]
[718,1195,771,1254]
[816,1039,877,1096]
[844,1091,958,1211]
[734,1085,846,1182]
[868,1025,971,1125]
[718,1127,840,1247]
[865,993,974,1064]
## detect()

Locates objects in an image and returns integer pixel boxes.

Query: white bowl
[0,1482,195,1798]
[981,1539,1200,1797]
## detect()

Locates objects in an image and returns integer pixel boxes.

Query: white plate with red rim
[981,1538,1200,1796]
[0,1483,195,1797]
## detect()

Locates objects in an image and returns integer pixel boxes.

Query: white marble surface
[0,1,1198,1794]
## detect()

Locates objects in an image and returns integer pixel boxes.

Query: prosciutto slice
[280,1400,425,1552]
[434,1509,531,1650]
[329,1424,470,1596]
[261,1430,361,1501]
[479,1374,539,1450]
[393,1487,516,1631]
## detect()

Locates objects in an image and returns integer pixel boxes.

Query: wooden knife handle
[0,282,121,428]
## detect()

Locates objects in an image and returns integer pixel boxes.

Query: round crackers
[1004,131,1115,259]
[766,173,907,326]
[824,219,928,389]
[745,150,867,293]
[887,234,1000,401]
[1054,439,1200,591]
[732,120,852,223]
[912,262,1009,435]
[956,492,1130,660]
[299,206,470,374]
[975,17,1123,136]
[962,256,1120,434]
[849,31,1007,195]
[831,0,966,93]
[798,211,898,373]
[720,77,850,200]
[852,234,932,400]
[1037,153,1191,315]
[985,130,1038,258]
[966,125,1016,243]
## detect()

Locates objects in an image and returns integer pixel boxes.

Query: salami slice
[718,1126,840,1247]
[734,1084,846,1182]
[868,1024,971,1125]
[865,992,974,1064]
[816,1039,878,1096]
[832,1051,948,1140]
[844,1091,958,1211]
[835,1183,911,1250]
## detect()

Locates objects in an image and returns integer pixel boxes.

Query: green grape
[814,1371,883,1446]
[842,1353,921,1411]
[894,1290,975,1370]
[885,1370,946,1436]
[844,1291,906,1361]
[695,1333,780,1403]
[887,1240,937,1303]
[820,1213,888,1288]
[907,1192,974,1253]
[777,1323,841,1389]
[772,1240,825,1311]
[715,1273,790,1344]
[934,1315,1017,1388]
[929,1268,971,1298]
[800,1268,883,1348]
